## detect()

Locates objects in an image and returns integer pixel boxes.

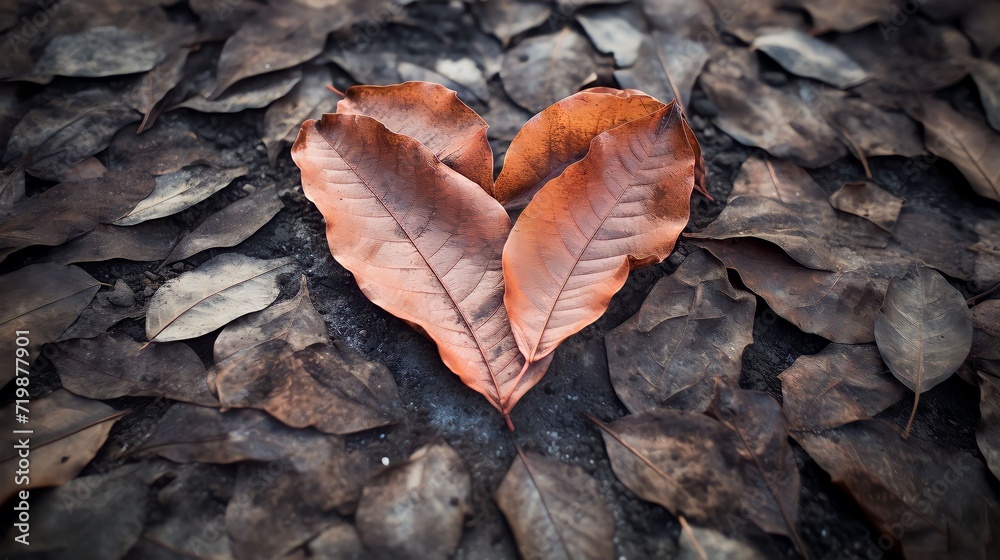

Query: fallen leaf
[262,66,339,165]
[0,468,148,559]
[677,517,766,560]
[178,68,303,114]
[226,435,367,560]
[53,333,217,406]
[292,112,547,422]
[106,114,224,176]
[979,372,1000,482]
[304,524,364,560]
[874,264,974,436]
[355,442,471,560]
[503,103,697,376]
[971,59,1000,132]
[336,81,494,194]
[637,0,714,39]
[160,186,284,267]
[3,85,139,180]
[0,162,24,207]
[0,264,101,385]
[829,181,903,233]
[146,253,295,342]
[606,249,755,413]
[908,96,1000,202]
[969,300,1000,375]
[752,30,869,89]
[0,389,126,501]
[614,33,709,110]
[42,221,181,265]
[703,0,800,43]
[792,0,892,33]
[892,205,978,281]
[793,419,1000,560]
[0,171,156,261]
[707,380,807,553]
[495,448,614,560]
[700,50,846,167]
[113,165,248,226]
[591,409,745,528]
[56,281,146,341]
[124,47,192,133]
[214,274,329,362]
[779,343,907,431]
[576,4,644,67]
[962,2,1000,58]
[212,339,401,435]
[500,28,604,114]
[31,25,173,79]
[819,93,927,159]
[472,0,551,47]
[493,88,665,207]
[137,403,334,464]
[396,61,489,105]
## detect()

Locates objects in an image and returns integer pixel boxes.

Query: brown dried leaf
[614,33,709,110]
[779,343,907,431]
[908,96,1000,202]
[262,66,339,165]
[472,0,551,47]
[504,103,698,378]
[978,372,1000,482]
[592,409,744,528]
[829,181,903,233]
[214,274,329,362]
[606,249,755,413]
[874,264,973,436]
[292,111,546,422]
[819,93,927,159]
[495,449,614,560]
[42,221,181,265]
[336,82,494,194]
[677,519,766,560]
[180,68,303,114]
[53,334,217,406]
[356,442,471,560]
[146,253,295,342]
[0,390,126,501]
[793,419,1000,560]
[0,264,101,385]
[500,28,604,114]
[160,186,284,267]
[113,165,248,226]
[494,88,665,207]
[213,340,400,435]
[752,30,870,89]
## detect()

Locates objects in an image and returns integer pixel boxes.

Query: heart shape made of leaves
[292,82,702,427]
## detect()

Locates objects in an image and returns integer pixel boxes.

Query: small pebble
[143,287,154,298]
[381,457,390,466]
[171,262,186,271]
[107,280,135,307]
[143,271,159,282]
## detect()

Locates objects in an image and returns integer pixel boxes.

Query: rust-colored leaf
[336,82,494,195]
[493,88,665,207]
[503,102,697,374]
[292,112,548,424]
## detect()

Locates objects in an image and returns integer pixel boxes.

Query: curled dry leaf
[292,111,547,423]
[472,0,551,47]
[355,442,471,560]
[336,82,494,194]
[0,171,155,261]
[614,33,709,111]
[576,5,644,67]
[751,30,869,89]
[137,403,335,464]
[0,469,148,559]
[874,264,974,436]
[179,68,303,114]
[52,333,217,406]
[262,66,339,165]
[606,249,755,413]
[493,87,665,208]
[495,449,614,560]
[707,380,807,554]
[794,419,1000,560]
[503,103,697,377]
[700,50,846,168]
[829,181,903,233]
[779,344,907,431]
[146,253,295,342]
[0,264,101,385]
[590,409,744,528]
[113,165,249,226]
[500,28,604,114]
[908,96,1000,202]
[160,186,284,267]
[212,339,401,435]
[979,372,1000,481]
[214,274,329,362]
[0,390,126,502]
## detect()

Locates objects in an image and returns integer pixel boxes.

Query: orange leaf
[503,102,698,370]
[494,88,666,208]
[335,82,495,196]
[292,113,547,425]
